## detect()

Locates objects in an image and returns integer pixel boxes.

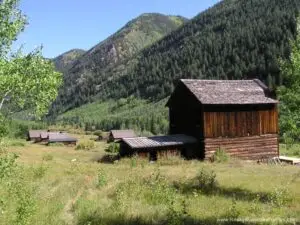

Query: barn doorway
[149,151,158,162]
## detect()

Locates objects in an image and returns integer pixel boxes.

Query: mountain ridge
[51,13,188,114]
[95,0,299,100]
[51,0,300,133]
[53,49,85,73]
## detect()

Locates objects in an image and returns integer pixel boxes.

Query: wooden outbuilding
[120,134,198,160]
[40,131,66,143]
[108,130,136,143]
[27,130,47,142]
[27,130,77,146]
[40,131,54,142]
[166,79,279,160]
[47,133,78,146]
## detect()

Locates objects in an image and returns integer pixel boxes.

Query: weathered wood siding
[203,105,278,138]
[167,80,279,160]
[204,134,278,160]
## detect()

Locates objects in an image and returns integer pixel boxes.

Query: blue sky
[13,0,219,58]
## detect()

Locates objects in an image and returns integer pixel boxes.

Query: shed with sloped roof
[27,130,47,142]
[166,79,279,160]
[47,133,78,146]
[120,134,198,160]
[108,130,136,143]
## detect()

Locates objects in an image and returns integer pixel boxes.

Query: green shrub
[268,186,291,207]
[0,152,18,180]
[225,198,241,220]
[11,123,29,139]
[96,169,107,188]
[93,130,103,137]
[143,169,177,206]
[195,168,218,192]
[167,199,189,225]
[7,175,37,225]
[75,140,95,151]
[105,143,120,154]
[42,154,53,161]
[85,131,92,135]
[0,140,37,225]
[212,148,230,163]
[7,119,46,139]
[33,164,47,179]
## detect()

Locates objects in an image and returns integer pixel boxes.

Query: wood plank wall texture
[203,107,278,138]
[202,106,279,160]
[204,134,278,160]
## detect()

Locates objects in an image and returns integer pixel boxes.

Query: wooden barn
[108,130,136,143]
[166,79,279,160]
[120,134,198,160]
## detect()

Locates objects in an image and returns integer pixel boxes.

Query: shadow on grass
[76,214,248,225]
[173,181,271,203]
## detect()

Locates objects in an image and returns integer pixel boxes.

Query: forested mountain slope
[53,49,85,73]
[56,98,169,135]
[50,0,300,135]
[51,0,300,117]
[51,13,187,114]
[97,0,300,101]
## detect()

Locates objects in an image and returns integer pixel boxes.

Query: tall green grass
[1,141,300,225]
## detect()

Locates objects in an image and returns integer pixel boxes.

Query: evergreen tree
[278,24,300,140]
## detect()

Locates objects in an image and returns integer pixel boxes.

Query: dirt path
[62,175,93,225]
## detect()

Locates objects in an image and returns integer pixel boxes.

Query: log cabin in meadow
[166,79,279,160]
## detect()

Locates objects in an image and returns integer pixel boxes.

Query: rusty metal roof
[122,134,197,149]
[28,130,47,138]
[180,79,278,105]
[110,130,136,139]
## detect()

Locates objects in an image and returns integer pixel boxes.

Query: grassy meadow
[0,135,299,225]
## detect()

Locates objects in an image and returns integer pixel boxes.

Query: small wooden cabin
[108,130,136,143]
[120,134,198,161]
[47,133,78,146]
[40,131,65,143]
[27,130,47,142]
[40,131,53,142]
[166,79,279,160]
